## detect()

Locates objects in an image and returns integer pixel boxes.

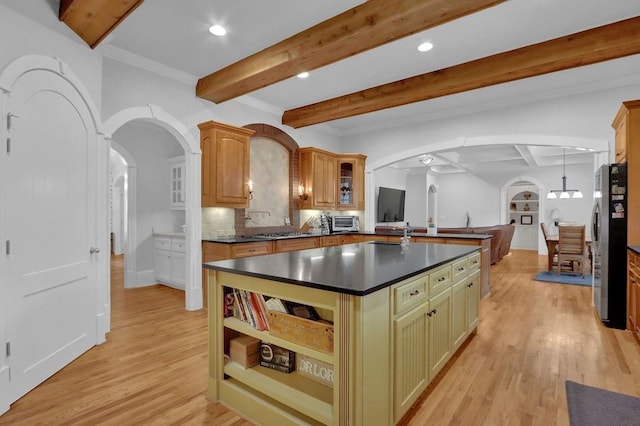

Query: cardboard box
[229,335,260,368]
[260,342,295,373]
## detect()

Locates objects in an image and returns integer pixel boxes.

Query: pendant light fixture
[547,148,583,199]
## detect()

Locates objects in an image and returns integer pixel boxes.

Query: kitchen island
[204,242,482,425]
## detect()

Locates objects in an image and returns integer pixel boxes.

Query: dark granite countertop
[203,231,491,244]
[629,246,640,255]
[204,242,479,296]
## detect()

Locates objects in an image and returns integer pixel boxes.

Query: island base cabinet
[451,279,469,353]
[206,249,481,425]
[393,302,429,423]
[428,288,452,381]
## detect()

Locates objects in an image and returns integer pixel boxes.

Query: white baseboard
[159,281,185,291]
[0,365,10,416]
[136,270,156,287]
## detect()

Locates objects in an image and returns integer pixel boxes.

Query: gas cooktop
[243,232,314,240]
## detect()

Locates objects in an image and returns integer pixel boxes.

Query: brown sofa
[432,224,515,265]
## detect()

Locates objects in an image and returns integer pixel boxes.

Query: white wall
[113,122,185,283]
[434,174,501,227]
[101,58,342,152]
[405,173,427,227]
[345,83,640,168]
[0,4,102,114]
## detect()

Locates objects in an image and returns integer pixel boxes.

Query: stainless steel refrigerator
[592,163,628,329]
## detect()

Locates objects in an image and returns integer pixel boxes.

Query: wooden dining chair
[557,225,587,277]
[541,223,563,270]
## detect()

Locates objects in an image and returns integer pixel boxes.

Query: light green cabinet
[393,301,429,423]
[428,286,452,381]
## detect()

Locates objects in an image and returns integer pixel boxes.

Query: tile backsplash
[202,207,236,238]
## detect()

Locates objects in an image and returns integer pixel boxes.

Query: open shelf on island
[224,362,333,424]
[224,317,334,364]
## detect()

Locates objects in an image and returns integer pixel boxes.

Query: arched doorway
[103,106,202,311]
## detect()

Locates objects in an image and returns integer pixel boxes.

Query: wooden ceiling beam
[196,0,507,103]
[59,0,144,49]
[283,16,640,128]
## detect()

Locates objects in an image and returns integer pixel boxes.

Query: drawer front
[321,235,342,247]
[452,258,468,282]
[172,239,186,252]
[231,242,272,258]
[155,237,171,250]
[203,242,231,261]
[468,252,481,271]
[429,264,452,295]
[393,275,428,316]
[276,237,319,253]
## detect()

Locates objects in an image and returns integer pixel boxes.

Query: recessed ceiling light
[297,72,309,79]
[418,42,434,52]
[209,24,226,36]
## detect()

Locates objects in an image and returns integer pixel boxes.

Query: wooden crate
[267,311,334,354]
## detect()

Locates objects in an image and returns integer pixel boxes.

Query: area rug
[533,271,592,286]
[566,380,640,425]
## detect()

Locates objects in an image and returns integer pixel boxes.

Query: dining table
[545,235,593,272]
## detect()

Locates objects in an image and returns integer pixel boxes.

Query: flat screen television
[377,186,406,223]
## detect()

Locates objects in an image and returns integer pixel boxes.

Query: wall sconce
[248,180,254,200]
[298,182,308,200]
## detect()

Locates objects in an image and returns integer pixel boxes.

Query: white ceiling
[6,0,640,175]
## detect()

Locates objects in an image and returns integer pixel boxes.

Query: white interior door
[5,69,97,403]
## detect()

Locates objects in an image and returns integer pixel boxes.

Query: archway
[363,134,607,232]
[103,106,202,311]
[500,176,546,254]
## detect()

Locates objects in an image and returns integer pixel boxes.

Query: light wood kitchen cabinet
[348,234,388,243]
[612,100,640,163]
[337,154,366,210]
[299,147,336,209]
[613,101,640,247]
[320,234,348,247]
[275,237,319,253]
[199,120,255,208]
[203,241,273,262]
[299,148,367,210]
[628,249,640,337]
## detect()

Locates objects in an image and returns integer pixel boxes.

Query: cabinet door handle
[409,289,420,296]
[438,276,446,282]
[457,267,465,272]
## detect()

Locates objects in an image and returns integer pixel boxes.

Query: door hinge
[6,342,10,357]
[5,240,10,255]
[6,113,19,130]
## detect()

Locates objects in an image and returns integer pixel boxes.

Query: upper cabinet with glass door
[169,156,185,210]
[337,154,366,210]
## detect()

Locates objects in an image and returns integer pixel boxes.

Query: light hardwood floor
[1,250,639,425]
